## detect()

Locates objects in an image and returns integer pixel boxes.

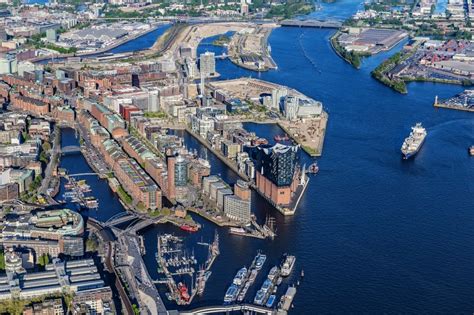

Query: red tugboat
[274,134,290,142]
[180,224,198,232]
[178,282,190,302]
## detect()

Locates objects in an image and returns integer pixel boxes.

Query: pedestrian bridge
[104,212,140,227]
[179,304,279,315]
[67,172,100,177]
[61,145,82,154]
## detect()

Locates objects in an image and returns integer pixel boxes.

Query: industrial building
[0,259,106,300]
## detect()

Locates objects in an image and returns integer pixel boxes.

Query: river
[57,1,474,313]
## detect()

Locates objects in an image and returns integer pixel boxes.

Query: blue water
[58,128,126,222]
[35,24,171,65]
[24,0,48,4]
[435,0,448,14]
[108,24,171,54]
[308,0,365,20]
[170,8,474,314]
[56,1,474,312]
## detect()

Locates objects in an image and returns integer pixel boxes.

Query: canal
[58,128,126,222]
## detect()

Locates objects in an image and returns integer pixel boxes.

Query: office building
[241,0,249,15]
[271,88,288,111]
[283,96,299,120]
[23,298,64,315]
[217,188,233,210]
[284,95,323,121]
[0,55,17,75]
[224,194,251,223]
[1,209,84,242]
[202,175,220,196]
[72,287,114,314]
[174,155,188,187]
[113,158,161,210]
[46,29,57,42]
[60,236,84,257]
[221,140,241,160]
[200,51,216,77]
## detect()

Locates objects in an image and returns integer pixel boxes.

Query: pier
[156,232,220,305]
[115,232,167,314]
[179,304,279,314]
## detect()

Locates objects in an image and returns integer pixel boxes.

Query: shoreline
[433,102,474,112]
[227,26,278,72]
[31,23,167,63]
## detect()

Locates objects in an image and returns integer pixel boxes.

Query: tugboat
[401,123,427,159]
[180,224,198,232]
[178,282,190,302]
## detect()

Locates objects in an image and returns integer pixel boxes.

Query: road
[115,232,168,314]
[39,126,61,197]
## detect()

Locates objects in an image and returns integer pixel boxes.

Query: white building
[271,88,288,111]
[283,96,299,120]
[0,55,17,75]
[192,115,215,139]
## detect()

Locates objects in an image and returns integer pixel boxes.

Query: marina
[61,176,99,210]
[221,252,298,311]
[156,232,220,305]
[224,252,267,304]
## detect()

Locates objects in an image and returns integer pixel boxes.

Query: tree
[0,250,5,271]
[39,151,49,164]
[132,304,140,315]
[42,141,51,152]
[37,253,49,267]
[86,238,98,252]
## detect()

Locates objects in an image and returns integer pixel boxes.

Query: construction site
[208,78,328,156]
[227,26,278,71]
